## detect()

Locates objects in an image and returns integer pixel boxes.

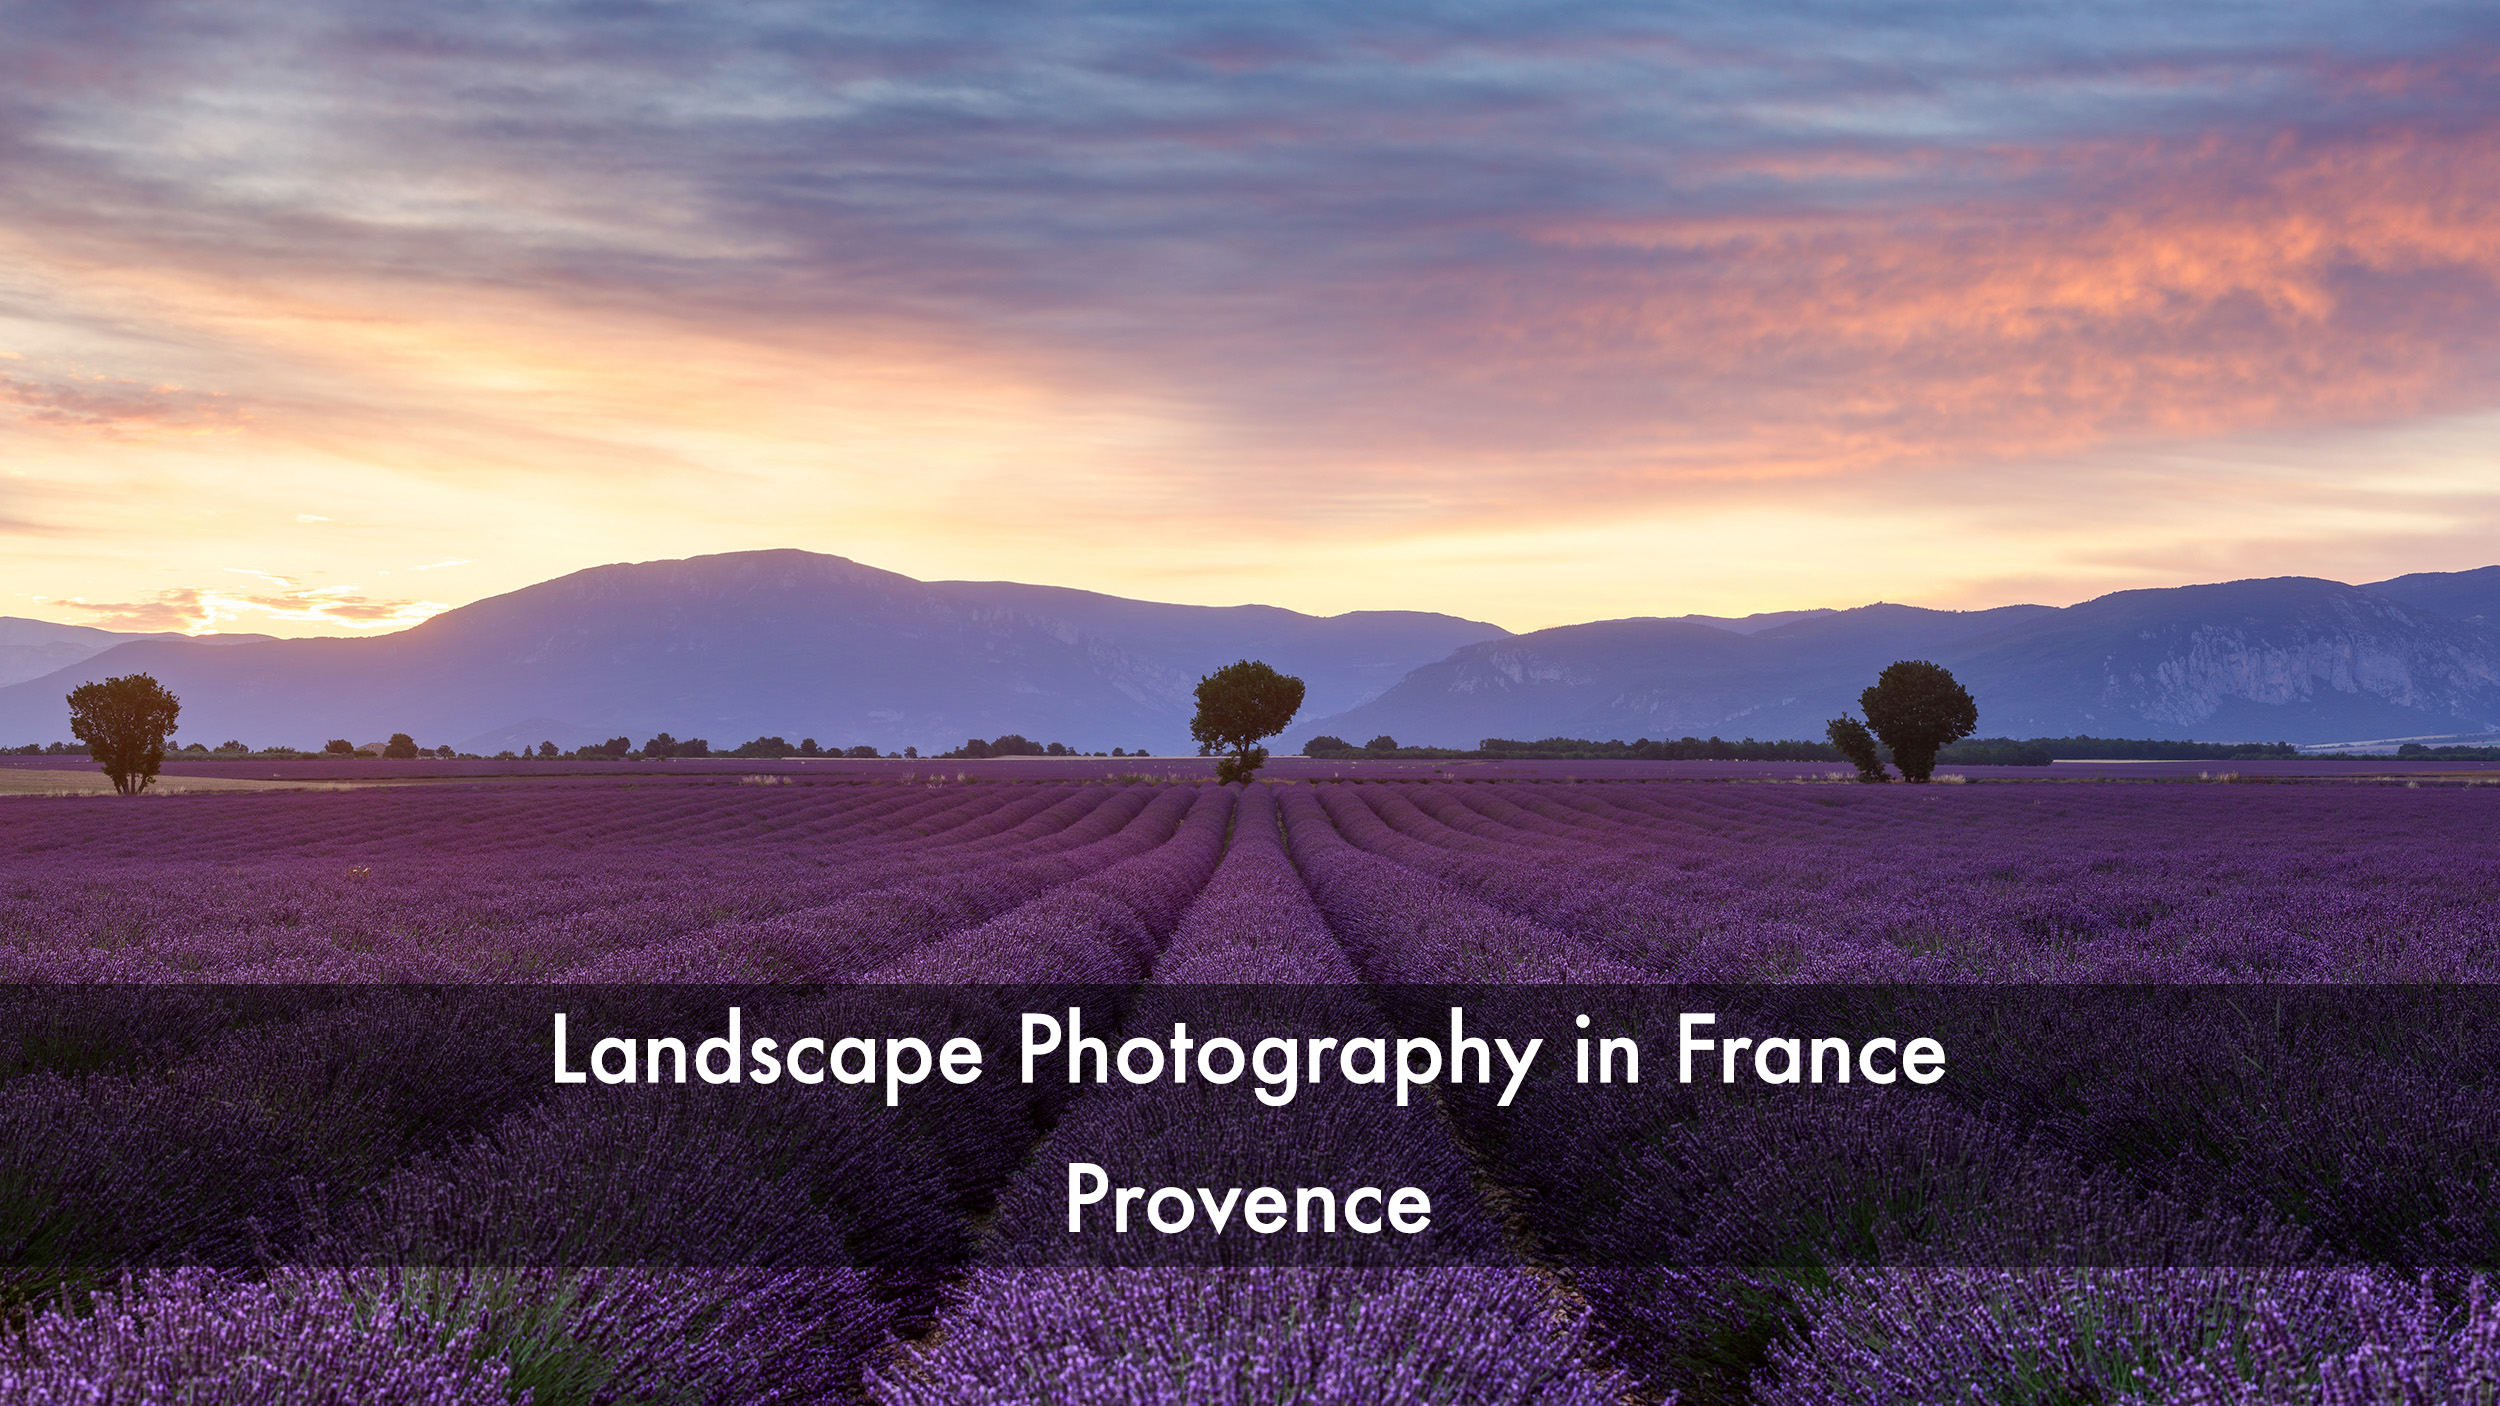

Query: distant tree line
[1300,732,2311,765]
[0,729,2344,766]
[2023,736,2300,761]
[1301,734,1850,762]
[2394,742,2500,760]
[942,734,1142,760]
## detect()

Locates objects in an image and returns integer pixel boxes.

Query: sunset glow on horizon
[7,2,2499,636]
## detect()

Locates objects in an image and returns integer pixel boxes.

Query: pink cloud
[0,373,244,439]
[63,583,446,634]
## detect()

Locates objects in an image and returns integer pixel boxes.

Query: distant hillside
[1945,577,2500,741]
[0,551,1505,753]
[10,554,2496,752]
[1307,574,2500,747]
[2366,564,2500,626]
[0,618,270,689]
[1304,603,2051,746]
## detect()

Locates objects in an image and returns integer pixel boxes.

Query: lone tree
[383,733,420,760]
[1825,715,1889,782]
[1191,659,1305,784]
[1858,659,1978,783]
[66,673,182,795]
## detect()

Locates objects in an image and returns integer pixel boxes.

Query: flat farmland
[3,774,2496,1403]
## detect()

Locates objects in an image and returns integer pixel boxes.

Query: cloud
[0,372,242,438]
[58,590,205,634]
[6,2,2500,626]
[63,579,448,634]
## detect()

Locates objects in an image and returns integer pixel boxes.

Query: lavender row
[1278,782,2500,1398]
[0,783,1048,981]
[4,786,1255,1400]
[1274,785,1639,984]
[0,784,1166,982]
[877,785,1630,1404]
[1319,780,2500,981]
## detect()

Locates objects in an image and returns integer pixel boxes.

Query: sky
[5,0,2499,637]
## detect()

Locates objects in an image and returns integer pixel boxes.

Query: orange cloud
[0,372,244,439]
[63,580,447,634]
[1485,125,2500,483]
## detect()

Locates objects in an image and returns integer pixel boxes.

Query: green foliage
[1300,735,1351,756]
[382,733,420,760]
[1487,736,1846,762]
[64,673,181,796]
[2033,736,2297,760]
[324,738,355,756]
[1937,737,2054,765]
[1826,715,1890,781]
[2397,742,2500,760]
[939,734,1075,760]
[1859,659,1979,782]
[1190,659,1306,783]
[1363,733,1397,751]
[1214,746,1270,784]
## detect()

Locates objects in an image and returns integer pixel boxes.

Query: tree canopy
[1825,714,1888,782]
[1859,659,1979,783]
[65,673,182,796]
[1191,659,1305,783]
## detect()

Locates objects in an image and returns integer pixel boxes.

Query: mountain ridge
[6,552,2497,751]
[1308,573,2500,747]
[0,550,1506,753]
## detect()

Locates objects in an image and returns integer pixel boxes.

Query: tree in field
[1825,715,1888,782]
[324,738,355,756]
[1191,659,1305,784]
[65,673,182,796]
[1859,660,1979,783]
[383,733,420,760]
[1364,734,1397,752]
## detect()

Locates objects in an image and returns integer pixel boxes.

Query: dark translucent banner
[3,984,2495,1270]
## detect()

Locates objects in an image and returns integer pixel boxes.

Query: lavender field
[4,774,2498,1403]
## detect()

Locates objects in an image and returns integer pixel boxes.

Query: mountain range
[1313,571,2500,749]
[0,551,1499,754]
[3,552,2496,752]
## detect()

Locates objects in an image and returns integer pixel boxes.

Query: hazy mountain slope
[1309,605,2052,747]
[0,550,1504,753]
[1950,577,2500,740]
[12,554,2497,753]
[2365,564,2500,626]
[0,618,270,689]
[1307,578,2500,747]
